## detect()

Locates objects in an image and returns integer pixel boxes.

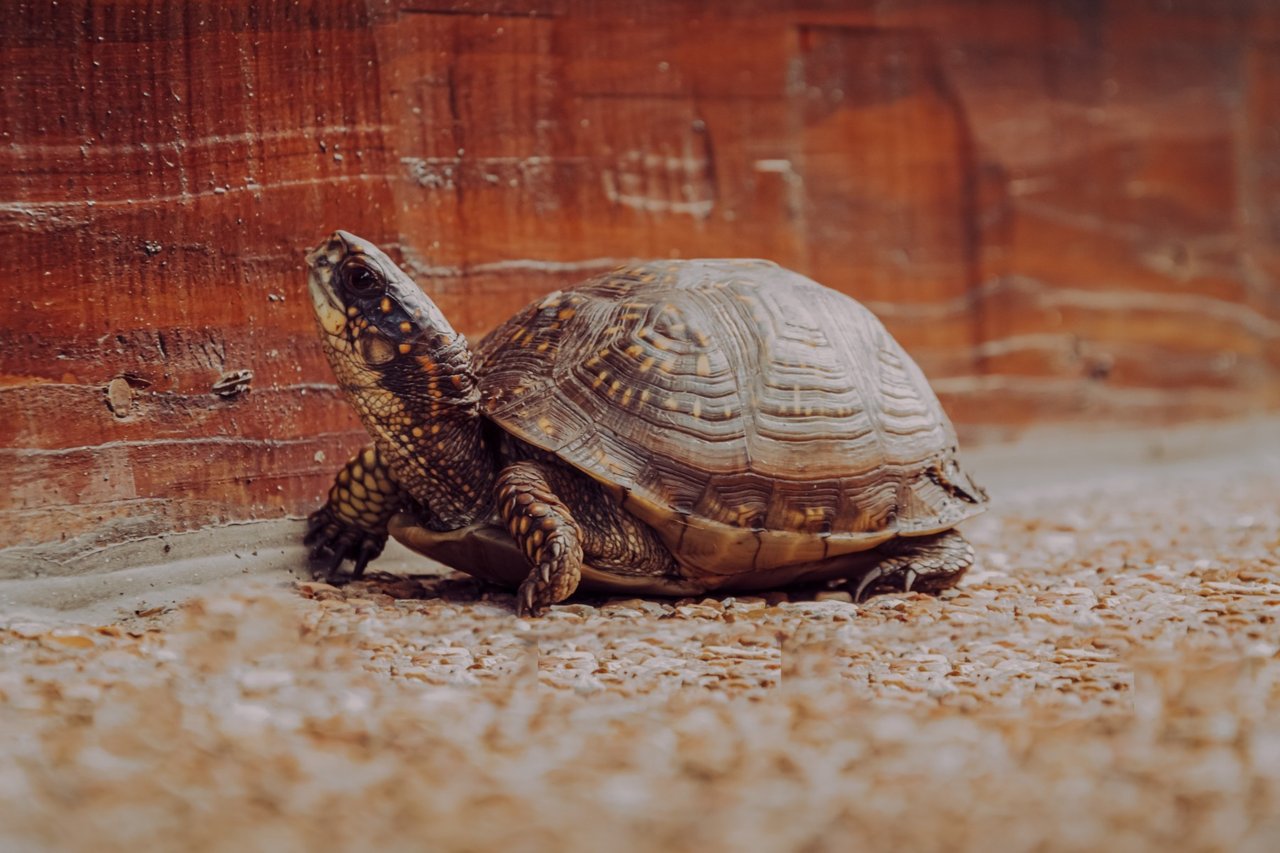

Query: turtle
[304,230,988,616]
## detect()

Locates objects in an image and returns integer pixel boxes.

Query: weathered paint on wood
[2,1,1278,562]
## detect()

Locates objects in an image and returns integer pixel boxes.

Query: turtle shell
[475,260,987,576]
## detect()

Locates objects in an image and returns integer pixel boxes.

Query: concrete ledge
[2,416,1275,620]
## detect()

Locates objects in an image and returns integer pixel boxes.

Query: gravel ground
[2,431,1278,852]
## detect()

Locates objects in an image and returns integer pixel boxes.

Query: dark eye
[341,260,384,296]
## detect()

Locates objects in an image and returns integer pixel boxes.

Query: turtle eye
[340,259,384,297]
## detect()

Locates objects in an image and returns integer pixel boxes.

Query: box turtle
[305,231,988,615]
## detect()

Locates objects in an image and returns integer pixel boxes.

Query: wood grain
[2,0,1277,562]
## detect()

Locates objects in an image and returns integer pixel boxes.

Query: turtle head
[306,230,491,528]
[306,230,458,379]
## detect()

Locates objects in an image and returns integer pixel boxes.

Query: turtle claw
[903,569,918,594]
[517,580,541,618]
[854,567,884,603]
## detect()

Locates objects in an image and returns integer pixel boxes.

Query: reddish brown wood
[1,0,1277,560]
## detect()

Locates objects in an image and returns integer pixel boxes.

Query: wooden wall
[2,1,1278,562]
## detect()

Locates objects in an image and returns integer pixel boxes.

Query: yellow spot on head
[412,426,424,438]
[400,321,412,333]
[398,343,412,354]
[346,306,359,317]
[380,297,392,314]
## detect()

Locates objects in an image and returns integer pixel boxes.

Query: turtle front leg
[305,444,404,581]
[494,461,585,617]
[852,529,975,602]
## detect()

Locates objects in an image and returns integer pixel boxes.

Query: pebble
[777,601,858,620]
[675,605,722,619]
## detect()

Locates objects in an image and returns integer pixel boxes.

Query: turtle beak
[307,233,348,337]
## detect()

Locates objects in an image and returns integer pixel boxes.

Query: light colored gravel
[1,433,1278,852]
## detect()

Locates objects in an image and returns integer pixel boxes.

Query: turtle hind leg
[852,529,975,602]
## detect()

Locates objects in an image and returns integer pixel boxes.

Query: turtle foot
[851,529,975,602]
[304,505,387,582]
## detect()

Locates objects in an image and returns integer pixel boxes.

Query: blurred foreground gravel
[2,436,1278,852]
